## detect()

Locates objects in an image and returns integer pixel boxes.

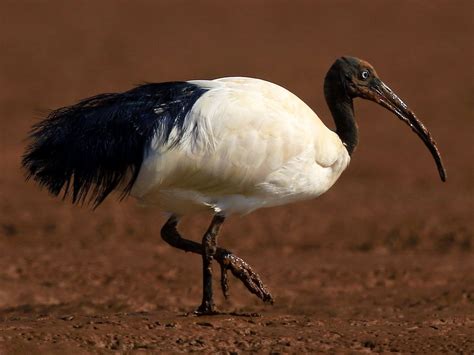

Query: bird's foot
[194,300,219,316]
[217,251,274,305]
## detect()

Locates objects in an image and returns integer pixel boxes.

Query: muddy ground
[0,1,473,353]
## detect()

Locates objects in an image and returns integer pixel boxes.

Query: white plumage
[131,77,350,215]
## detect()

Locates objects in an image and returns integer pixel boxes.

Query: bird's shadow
[179,311,262,318]
[0,302,263,323]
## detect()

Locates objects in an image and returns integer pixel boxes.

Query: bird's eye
[360,70,370,80]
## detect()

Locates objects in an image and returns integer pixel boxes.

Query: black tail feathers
[22,82,207,208]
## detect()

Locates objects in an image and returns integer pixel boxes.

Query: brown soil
[1,1,473,353]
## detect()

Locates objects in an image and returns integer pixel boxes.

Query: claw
[216,251,274,305]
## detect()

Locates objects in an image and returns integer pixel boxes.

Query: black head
[332,56,380,99]
[326,56,447,182]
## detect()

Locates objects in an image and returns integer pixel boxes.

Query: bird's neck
[324,70,358,156]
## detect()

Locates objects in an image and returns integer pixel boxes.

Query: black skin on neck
[324,61,359,156]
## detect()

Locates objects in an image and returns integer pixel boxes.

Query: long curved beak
[368,79,447,182]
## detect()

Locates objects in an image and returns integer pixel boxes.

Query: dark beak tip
[437,164,447,182]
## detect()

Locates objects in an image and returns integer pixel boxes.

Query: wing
[132,77,346,200]
[22,82,208,207]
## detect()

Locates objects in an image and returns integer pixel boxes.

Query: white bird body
[131,77,350,215]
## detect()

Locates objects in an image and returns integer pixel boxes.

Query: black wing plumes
[22,82,208,208]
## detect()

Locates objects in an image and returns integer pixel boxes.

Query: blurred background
[0,0,473,352]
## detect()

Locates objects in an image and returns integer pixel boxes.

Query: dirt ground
[1,1,473,353]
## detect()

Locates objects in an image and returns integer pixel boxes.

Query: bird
[22,56,446,315]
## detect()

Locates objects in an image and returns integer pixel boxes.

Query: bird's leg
[160,215,274,309]
[196,213,225,314]
[160,215,202,254]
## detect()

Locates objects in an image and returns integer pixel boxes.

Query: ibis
[22,56,446,314]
